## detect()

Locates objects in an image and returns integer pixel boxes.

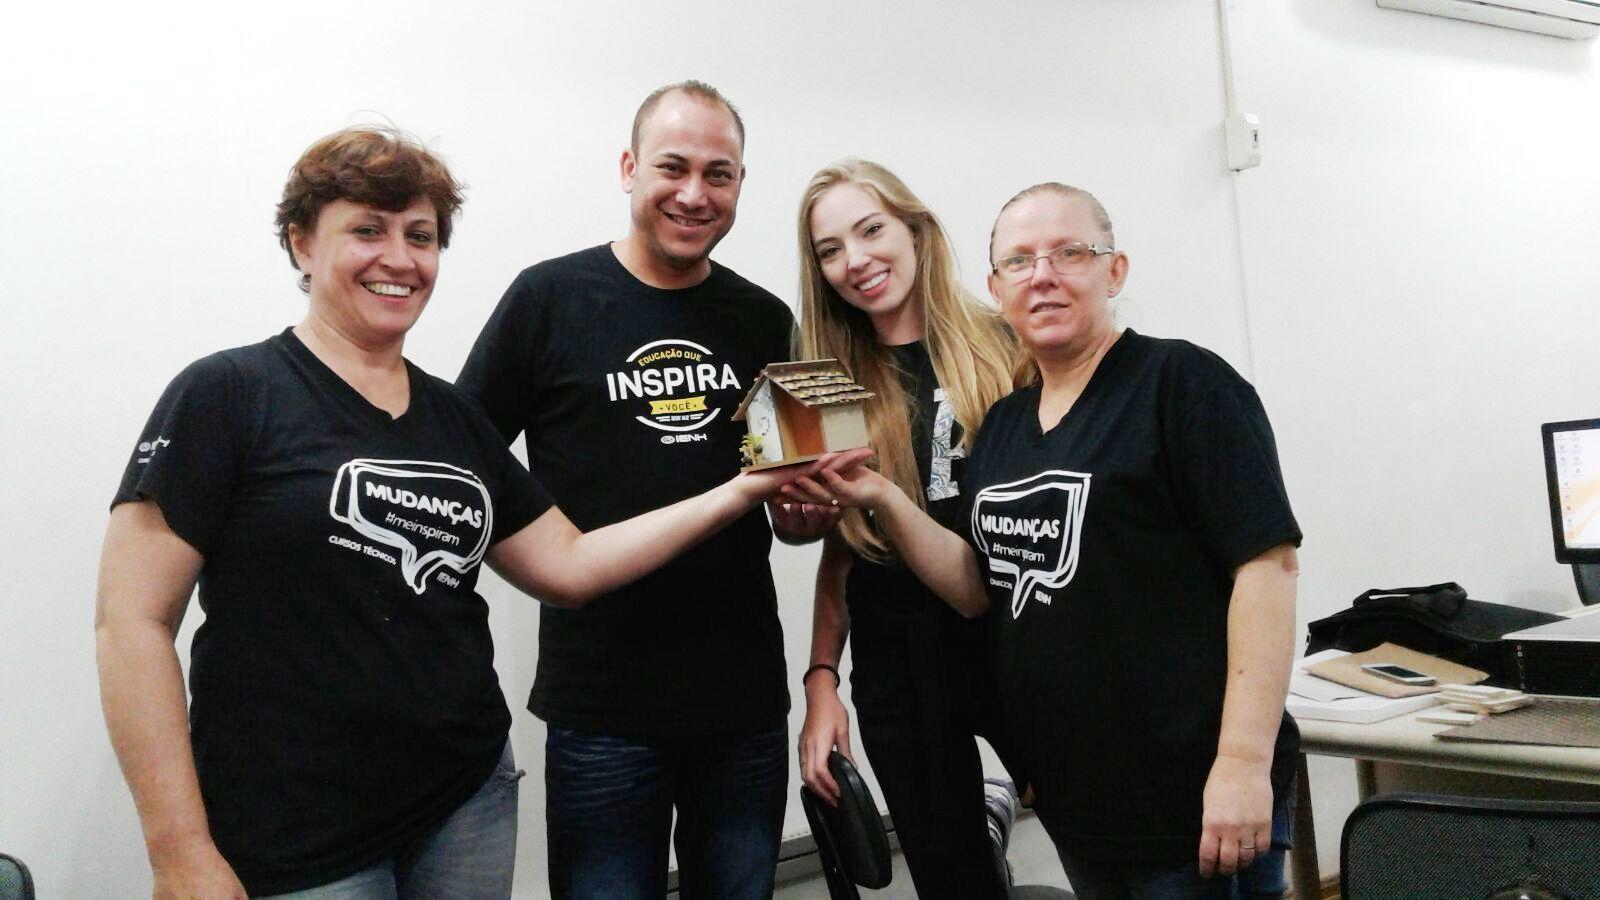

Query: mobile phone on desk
[1361,662,1437,685]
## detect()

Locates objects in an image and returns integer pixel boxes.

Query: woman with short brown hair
[95,125,857,898]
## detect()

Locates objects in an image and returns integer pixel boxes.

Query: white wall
[1226,0,1600,868]
[2,0,1596,895]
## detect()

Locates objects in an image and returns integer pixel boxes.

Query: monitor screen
[1544,417,1600,564]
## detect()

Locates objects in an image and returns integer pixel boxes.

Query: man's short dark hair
[630,80,746,152]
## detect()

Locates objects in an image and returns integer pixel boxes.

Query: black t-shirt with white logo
[112,330,552,894]
[458,245,795,736]
[961,329,1302,863]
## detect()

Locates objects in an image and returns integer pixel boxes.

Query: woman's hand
[789,456,990,617]
[151,839,246,900]
[1200,543,1296,877]
[739,448,875,507]
[1197,753,1273,878]
[491,448,875,607]
[798,675,855,807]
[780,458,895,513]
[97,502,242,899]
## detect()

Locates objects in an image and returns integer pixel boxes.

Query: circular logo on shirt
[603,338,743,433]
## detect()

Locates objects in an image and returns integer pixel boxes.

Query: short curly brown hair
[275,126,464,274]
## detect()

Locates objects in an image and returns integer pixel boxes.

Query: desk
[1290,709,1600,898]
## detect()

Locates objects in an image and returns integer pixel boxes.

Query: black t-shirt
[112,330,552,895]
[846,342,984,714]
[457,245,795,736]
[961,329,1302,863]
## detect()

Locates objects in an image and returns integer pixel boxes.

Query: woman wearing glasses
[789,159,1020,899]
[809,183,1302,898]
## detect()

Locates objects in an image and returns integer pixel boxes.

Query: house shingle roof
[732,359,874,420]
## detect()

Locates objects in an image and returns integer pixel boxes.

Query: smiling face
[289,197,439,348]
[620,91,744,281]
[988,192,1127,360]
[808,182,923,344]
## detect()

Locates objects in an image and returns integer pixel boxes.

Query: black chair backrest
[801,782,862,900]
[0,854,35,900]
[799,751,893,898]
[1341,792,1600,899]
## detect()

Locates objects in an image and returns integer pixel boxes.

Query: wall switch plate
[1226,112,1262,171]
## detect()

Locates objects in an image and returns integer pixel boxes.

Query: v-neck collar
[279,327,419,427]
[1029,328,1134,440]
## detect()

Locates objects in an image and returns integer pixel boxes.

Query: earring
[299,272,312,293]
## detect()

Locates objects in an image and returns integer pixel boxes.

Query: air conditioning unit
[1377,0,1600,38]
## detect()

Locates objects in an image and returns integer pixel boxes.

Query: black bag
[1305,582,1563,685]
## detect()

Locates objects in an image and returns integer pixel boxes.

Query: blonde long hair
[796,159,1020,561]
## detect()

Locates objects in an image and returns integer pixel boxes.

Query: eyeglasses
[991,242,1115,280]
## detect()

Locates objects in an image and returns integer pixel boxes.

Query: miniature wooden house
[732,360,874,471]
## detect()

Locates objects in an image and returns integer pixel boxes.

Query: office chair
[0,853,35,900]
[799,750,1073,899]
[1340,792,1600,899]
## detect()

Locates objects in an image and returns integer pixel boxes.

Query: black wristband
[802,663,840,688]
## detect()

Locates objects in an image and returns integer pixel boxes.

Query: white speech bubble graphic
[330,459,493,595]
[969,470,1091,619]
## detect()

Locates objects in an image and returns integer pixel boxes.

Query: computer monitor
[1542,417,1600,605]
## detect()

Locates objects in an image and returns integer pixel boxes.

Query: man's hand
[769,499,841,545]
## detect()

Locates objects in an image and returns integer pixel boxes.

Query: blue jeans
[1051,779,1294,900]
[544,724,788,900]
[259,740,524,899]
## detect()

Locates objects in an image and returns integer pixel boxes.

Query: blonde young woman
[790,159,1020,899]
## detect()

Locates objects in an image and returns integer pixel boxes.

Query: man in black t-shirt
[459,81,826,899]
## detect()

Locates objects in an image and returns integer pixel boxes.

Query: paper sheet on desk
[1290,671,1366,703]
[1287,649,1444,723]
[1435,698,1600,748]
